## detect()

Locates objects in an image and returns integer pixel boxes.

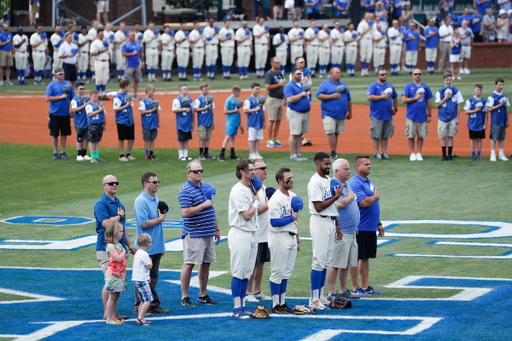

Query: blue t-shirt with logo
[175,95,194,133]
[437,86,460,122]
[349,173,380,232]
[122,41,142,68]
[86,102,105,124]
[316,79,351,119]
[367,81,397,121]
[113,92,134,126]
[471,15,482,33]
[72,95,88,129]
[139,97,158,130]
[245,96,264,129]
[196,95,214,127]
[46,80,75,116]
[405,29,420,51]
[402,82,433,122]
[424,26,439,48]
[465,96,487,131]
[0,31,13,51]
[284,81,311,113]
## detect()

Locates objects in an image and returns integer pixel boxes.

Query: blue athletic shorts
[134,280,153,302]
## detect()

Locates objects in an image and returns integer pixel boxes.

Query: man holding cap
[90,28,110,100]
[58,32,78,86]
[13,26,28,85]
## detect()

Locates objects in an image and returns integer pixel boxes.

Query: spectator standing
[29,1,40,26]
[497,9,510,42]
[471,8,483,43]
[401,2,414,25]
[0,22,13,86]
[449,28,462,80]
[439,0,454,19]
[482,8,496,42]
[336,0,349,17]
[475,0,492,16]
[424,18,439,75]
[265,56,286,148]
[438,14,453,74]
[96,0,109,25]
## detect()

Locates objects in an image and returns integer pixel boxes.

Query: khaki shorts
[267,96,285,121]
[31,1,40,14]
[96,251,109,279]
[438,118,458,138]
[0,50,13,67]
[197,125,213,140]
[405,118,428,139]
[461,45,471,59]
[286,108,309,136]
[96,0,109,12]
[322,116,346,135]
[182,234,217,265]
[370,116,394,139]
[329,232,358,269]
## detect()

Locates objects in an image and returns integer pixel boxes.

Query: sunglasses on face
[104,181,119,186]
[147,180,160,185]
[255,166,267,171]
[190,169,204,174]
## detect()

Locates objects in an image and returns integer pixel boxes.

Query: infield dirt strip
[1,90,508,156]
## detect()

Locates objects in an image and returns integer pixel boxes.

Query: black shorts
[294,0,304,7]
[469,129,485,140]
[63,63,77,82]
[178,129,192,142]
[117,123,135,140]
[255,242,271,265]
[75,127,88,142]
[49,114,72,137]
[87,123,104,143]
[356,230,377,260]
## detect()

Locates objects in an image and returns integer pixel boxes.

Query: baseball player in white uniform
[318,24,331,78]
[343,23,358,77]
[268,167,300,314]
[160,26,175,81]
[77,26,90,83]
[144,22,161,82]
[50,26,64,79]
[103,22,115,83]
[189,21,205,81]
[387,20,404,76]
[357,13,375,76]
[304,20,319,76]
[30,25,48,85]
[114,21,128,81]
[307,152,343,310]
[175,23,191,81]
[236,21,253,80]
[203,19,219,80]
[330,21,345,70]
[253,18,270,78]
[273,27,288,73]
[228,160,260,319]
[373,24,387,74]
[88,21,99,82]
[90,29,110,99]
[219,21,235,79]
[13,26,29,85]
[288,20,304,67]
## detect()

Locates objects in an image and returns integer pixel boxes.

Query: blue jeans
[254,0,269,18]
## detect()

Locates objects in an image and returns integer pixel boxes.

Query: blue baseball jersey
[94,193,127,252]
[113,92,134,126]
[349,173,380,232]
[173,95,194,133]
[245,96,265,129]
[367,81,398,121]
[436,86,462,122]
[402,82,433,122]
[46,80,75,116]
[488,92,510,127]
[71,95,88,129]
[284,81,311,113]
[139,98,159,130]
[464,96,487,131]
[471,15,482,33]
[405,29,420,51]
[336,183,360,234]
[178,180,217,239]
[316,79,352,119]
[424,26,439,48]
[225,96,241,132]
[122,41,142,68]
[195,95,215,127]
[85,102,105,124]
[0,31,13,51]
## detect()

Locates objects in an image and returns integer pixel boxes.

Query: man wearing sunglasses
[265,57,286,149]
[133,172,169,315]
[178,160,221,307]
[94,175,137,321]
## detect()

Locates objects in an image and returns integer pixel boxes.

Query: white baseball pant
[373,46,385,68]
[192,47,204,69]
[52,51,62,73]
[290,45,303,65]
[205,44,218,67]
[161,50,174,70]
[389,44,402,65]
[32,51,45,71]
[95,60,109,85]
[255,44,268,70]
[146,49,159,69]
[15,52,27,71]
[345,46,357,65]
[176,47,189,68]
[268,232,297,284]
[406,50,418,66]
[228,228,258,279]
[360,38,373,63]
[331,46,344,66]
[425,47,437,63]
[115,49,125,70]
[310,215,336,271]
[237,46,251,68]
[276,49,287,67]
[318,46,330,66]
[306,45,318,70]
[221,46,234,67]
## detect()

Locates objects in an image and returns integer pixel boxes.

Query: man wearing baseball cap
[366,69,398,160]
[46,67,75,160]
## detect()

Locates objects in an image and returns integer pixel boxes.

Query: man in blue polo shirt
[94,174,137,321]
[178,160,221,307]
[134,172,169,315]
[348,155,385,296]
[46,67,75,160]
[316,67,352,162]
[424,18,439,75]
[122,31,144,99]
[401,69,433,161]
[0,22,14,86]
[284,67,311,161]
[366,69,398,160]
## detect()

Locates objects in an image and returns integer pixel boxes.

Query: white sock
[178,150,183,158]
[280,293,286,306]
[499,149,504,156]
[272,294,279,308]
[491,150,496,156]
[233,296,241,309]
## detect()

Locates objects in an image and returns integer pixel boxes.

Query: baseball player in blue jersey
[403,22,420,75]
[228,159,260,318]
[70,82,91,161]
[464,83,487,161]
[172,83,195,161]
[139,84,160,160]
[307,152,343,310]
[424,19,439,75]
[195,83,216,160]
[487,77,510,161]
[113,79,136,162]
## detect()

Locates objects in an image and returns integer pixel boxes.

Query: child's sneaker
[499,154,508,161]
[267,140,275,148]
[490,154,497,162]
[230,154,240,160]
[273,140,284,147]
[218,154,225,162]
[145,154,151,160]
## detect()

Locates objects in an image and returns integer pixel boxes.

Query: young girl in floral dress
[104,221,127,324]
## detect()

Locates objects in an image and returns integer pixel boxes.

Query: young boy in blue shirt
[194,83,215,160]
[244,82,266,160]
[71,82,92,161]
[463,83,487,161]
[487,77,510,161]
[85,90,106,163]
[218,85,243,161]
[113,78,136,162]
[172,83,195,161]
[139,84,161,160]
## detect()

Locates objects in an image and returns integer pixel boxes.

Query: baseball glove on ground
[328,297,353,309]
[253,305,270,319]
[292,305,316,315]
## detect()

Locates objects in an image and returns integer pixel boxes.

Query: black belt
[441,41,450,44]
[320,215,336,221]
[63,62,75,65]
[98,60,108,62]
[257,43,268,45]
[269,96,284,99]
[178,47,189,49]
[281,231,296,236]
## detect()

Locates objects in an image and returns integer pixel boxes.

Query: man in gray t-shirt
[482,8,496,42]
[458,21,474,74]
[264,56,286,148]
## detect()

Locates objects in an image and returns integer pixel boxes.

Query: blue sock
[121,70,125,76]
[280,279,288,305]
[320,268,327,293]
[92,71,95,77]
[145,149,149,156]
[311,269,322,300]
[96,85,100,91]
[477,151,481,156]
[102,85,106,92]
[472,151,475,156]
[231,277,242,301]
[238,66,242,74]
[240,279,249,307]
[270,280,281,298]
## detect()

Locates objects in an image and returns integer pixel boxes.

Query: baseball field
[0,68,511,340]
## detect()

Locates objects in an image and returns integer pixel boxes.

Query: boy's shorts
[117,123,135,140]
[469,129,485,140]
[142,128,157,141]
[198,125,213,140]
[437,118,458,138]
[75,127,88,142]
[490,124,506,141]
[87,123,103,143]
[248,127,264,141]
[178,129,192,141]
[134,280,154,303]
[226,125,238,137]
